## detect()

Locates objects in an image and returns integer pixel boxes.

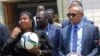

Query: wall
[82,0,100,28]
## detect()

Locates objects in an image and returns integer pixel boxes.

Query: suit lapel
[47,24,52,39]
[81,23,89,52]
[66,25,72,53]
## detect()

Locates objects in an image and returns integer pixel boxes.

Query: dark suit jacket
[1,31,53,56]
[59,22,99,56]
[0,24,9,55]
[44,24,60,56]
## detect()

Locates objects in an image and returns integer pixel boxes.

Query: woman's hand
[11,27,21,40]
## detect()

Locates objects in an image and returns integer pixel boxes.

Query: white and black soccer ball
[21,32,39,49]
[66,52,81,56]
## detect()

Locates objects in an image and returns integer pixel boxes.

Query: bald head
[36,11,47,18]
[69,5,83,14]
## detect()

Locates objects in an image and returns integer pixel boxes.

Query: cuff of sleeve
[39,50,41,55]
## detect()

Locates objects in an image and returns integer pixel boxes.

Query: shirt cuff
[39,50,41,55]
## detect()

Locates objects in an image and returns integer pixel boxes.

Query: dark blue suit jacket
[45,24,60,56]
[59,22,99,56]
[0,24,9,54]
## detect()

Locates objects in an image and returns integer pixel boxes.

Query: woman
[1,11,53,56]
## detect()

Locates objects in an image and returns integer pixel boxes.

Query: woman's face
[19,14,32,31]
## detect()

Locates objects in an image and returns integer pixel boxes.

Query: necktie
[72,25,77,52]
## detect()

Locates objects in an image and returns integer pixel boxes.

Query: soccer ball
[66,52,81,56]
[21,32,39,49]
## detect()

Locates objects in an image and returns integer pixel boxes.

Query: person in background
[62,0,94,28]
[46,8,62,27]
[59,5,99,56]
[1,11,53,56]
[34,5,46,29]
[36,11,60,56]
[0,23,10,56]
[36,5,45,13]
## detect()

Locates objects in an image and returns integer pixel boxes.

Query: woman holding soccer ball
[1,11,53,56]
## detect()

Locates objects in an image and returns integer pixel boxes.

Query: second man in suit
[36,11,60,56]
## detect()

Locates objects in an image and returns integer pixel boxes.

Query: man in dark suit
[59,5,99,56]
[0,24,9,55]
[36,11,60,56]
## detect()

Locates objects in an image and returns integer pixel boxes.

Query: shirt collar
[72,21,83,29]
[44,23,50,32]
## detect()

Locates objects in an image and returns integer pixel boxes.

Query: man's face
[67,7,83,25]
[37,6,45,13]
[36,11,48,28]
[46,11,54,24]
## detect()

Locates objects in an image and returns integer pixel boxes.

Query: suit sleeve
[0,24,10,53]
[58,28,66,56]
[87,26,99,56]
[93,26,100,55]
[1,34,22,56]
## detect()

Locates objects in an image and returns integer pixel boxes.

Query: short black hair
[37,4,45,8]
[46,8,55,15]
[19,11,33,19]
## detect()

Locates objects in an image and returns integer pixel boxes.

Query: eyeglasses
[67,13,79,17]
